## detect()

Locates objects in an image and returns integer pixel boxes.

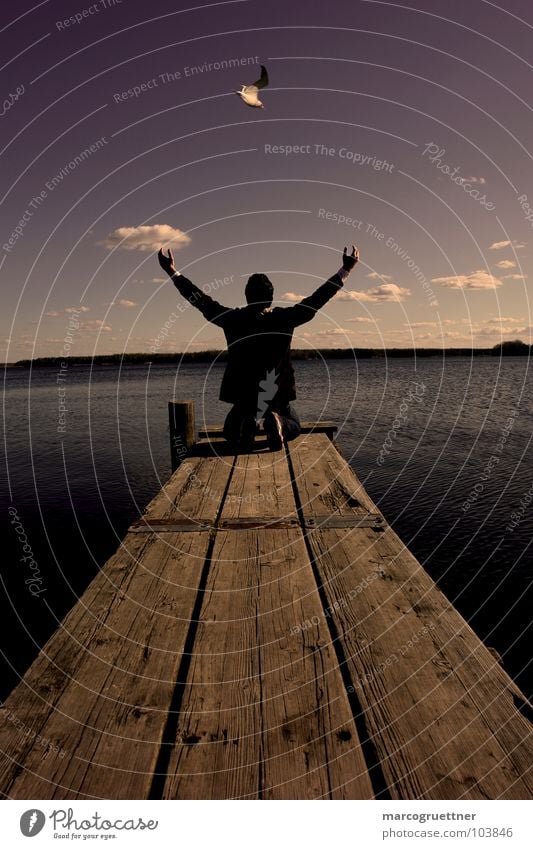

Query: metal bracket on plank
[129,518,214,533]
[303,514,385,530]
[219,517,300,530]
[129,514,384,533]
[128,516,300,533]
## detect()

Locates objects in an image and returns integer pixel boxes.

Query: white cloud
[281,282,410,303]
[431,270,501,290]
[489,239,525,250]
[438,330,467,340]
[316,327,351,335]
[298,328,353,345]
[99,224,191,252]
[495,260,516,269]
[151,277,167,283]
[367,271,392,280]
[347,317,373,323]
[473,326,517,336]
[483,316,523,324]
[281,292,305,302]
[82,319,112,332]
[404,321,438,328]
[45,306,90,317]
[113,299,138,308]
[502,273,527,280]
[338,282,411,302]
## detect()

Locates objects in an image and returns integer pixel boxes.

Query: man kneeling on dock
[157,245,359,451]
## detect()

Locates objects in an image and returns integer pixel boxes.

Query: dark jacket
[173,272,345,406]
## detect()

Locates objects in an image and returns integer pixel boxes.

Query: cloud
[367,271,392,280]
[281,282,410,303]
[474,325,519,336]
[113,299,138,308]
[151,277,167,283]
[99,224,191,252]
[495,260,516,269]
[502,273,527,280]
[404,321,438,328]
[281,292,306,302]
[438,330,466,339]
[45,306,90,317]
[315,327,351,336]
[298,327,353,345]
[431,270,502,290]
[338,282,411,302]
[347,317,373,323]
[82,319,112,332]
[483,316,523,324]
[489,239,525,250]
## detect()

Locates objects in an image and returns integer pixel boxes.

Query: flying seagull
[236,64,269,108]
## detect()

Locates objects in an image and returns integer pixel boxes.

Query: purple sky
[2,0,533,359]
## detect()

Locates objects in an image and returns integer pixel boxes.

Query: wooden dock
[1,413,532,800]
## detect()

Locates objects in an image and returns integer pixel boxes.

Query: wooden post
[169,400,195,472]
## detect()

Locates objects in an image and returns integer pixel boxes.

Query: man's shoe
[264,411,285,452]
[235,415,257,453]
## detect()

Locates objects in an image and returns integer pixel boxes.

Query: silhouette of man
[158,246,359,451]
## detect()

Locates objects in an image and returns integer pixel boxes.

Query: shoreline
[3,344,531,368]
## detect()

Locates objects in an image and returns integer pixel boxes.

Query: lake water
[2,357,532,700]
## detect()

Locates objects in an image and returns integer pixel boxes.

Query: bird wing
[242,85,259,95]
[252,65,269,89]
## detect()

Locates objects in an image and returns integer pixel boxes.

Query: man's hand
[342,245,359,271]
[158,247,176,276]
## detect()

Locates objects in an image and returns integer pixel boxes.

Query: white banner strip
[3,800,531,848]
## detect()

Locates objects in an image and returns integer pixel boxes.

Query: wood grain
[161,530,372,799]
[289,434,533,799]
[161,449,372,799]
[0,532,212,799]
[1,427,530,800]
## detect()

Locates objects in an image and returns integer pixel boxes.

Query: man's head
[245,273,273,309]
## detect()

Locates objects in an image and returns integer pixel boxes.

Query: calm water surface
[2,357,532,699]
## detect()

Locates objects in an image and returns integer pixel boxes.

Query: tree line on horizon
[6,339,530,368]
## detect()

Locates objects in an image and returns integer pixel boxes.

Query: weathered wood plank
[303,527,532,799]
[220,450,297,520]
[0,531,212,799]
[161,529,373,800]
[0,459,227,798]
[287,434,372,519]
[374,530,533,796]
[140,455,232,523]
[2,427,530,802]
[288,434,533,799]
[0,532,151,795]
[161,451,373,799]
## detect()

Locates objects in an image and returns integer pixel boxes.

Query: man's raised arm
[158,248,231,328]
[283,246,359,327]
